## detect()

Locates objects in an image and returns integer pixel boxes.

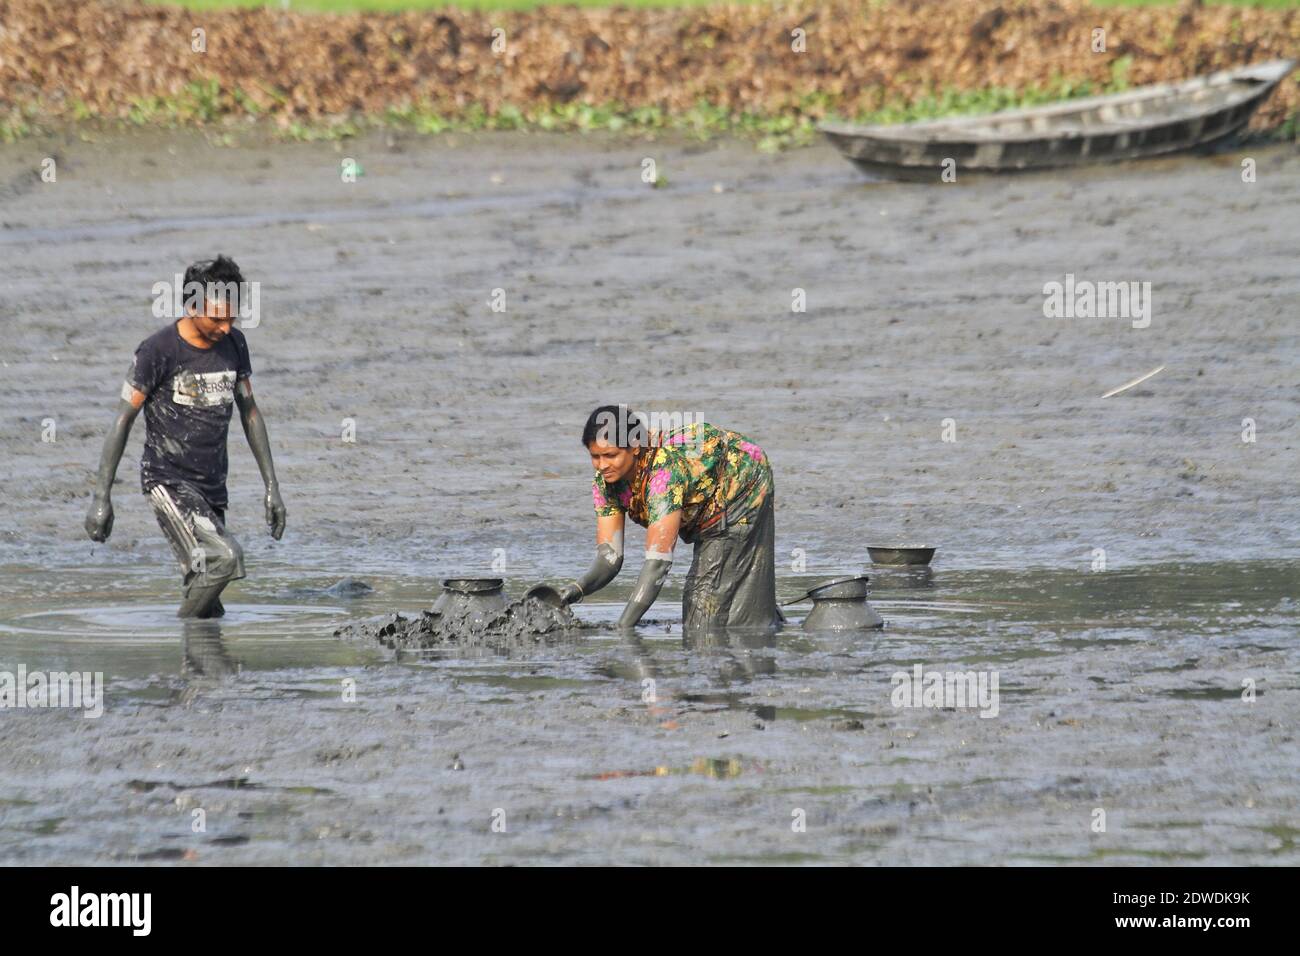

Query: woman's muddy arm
[85,392,144,541]
[562,513,625,603]
[616,556,672,629]
[571,542,624,599]
[615,512,680,629]
[235,379,286,539]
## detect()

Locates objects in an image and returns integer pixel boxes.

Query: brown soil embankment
[1,0,1297,134]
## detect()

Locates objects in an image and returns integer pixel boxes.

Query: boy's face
[186,298,235,344]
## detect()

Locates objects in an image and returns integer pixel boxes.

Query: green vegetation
[843,76,1115,128]
[0,104,38,144]
[5,61,1287,148]
[89,84,823,147]
[126,78,228,126]
[100,76,1123,149]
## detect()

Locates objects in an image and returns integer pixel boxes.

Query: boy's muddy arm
[235,379,286,540]
[85,395,143,542]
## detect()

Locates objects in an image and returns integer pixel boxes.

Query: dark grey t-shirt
[126,322,252,508]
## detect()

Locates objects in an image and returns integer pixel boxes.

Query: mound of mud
[335,594,586,653]
[3,0,1297,133]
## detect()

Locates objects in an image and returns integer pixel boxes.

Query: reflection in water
[181,620,240,679]
[870,567,935,590]
[598,628,781,687]
[1,560,1295,865]
[588,757,747,781]
[0,595,365,681]
[683,627,779,652]
[1,560,1294,687]
[683,626,779,681]
[613,632,658,684]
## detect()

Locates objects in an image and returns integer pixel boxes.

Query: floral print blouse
[592,421,773,541]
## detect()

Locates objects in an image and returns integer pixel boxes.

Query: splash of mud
[334,594,585,653]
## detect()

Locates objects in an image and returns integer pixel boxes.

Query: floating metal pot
[784,576,883,631]
[433,577,507,625]
[867,545,936,566]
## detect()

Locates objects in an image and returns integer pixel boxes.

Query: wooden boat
[820,59,1295,179]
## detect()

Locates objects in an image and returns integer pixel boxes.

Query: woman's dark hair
[582,405,647,449]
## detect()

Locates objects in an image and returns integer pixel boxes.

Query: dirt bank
[2,0,1298,136]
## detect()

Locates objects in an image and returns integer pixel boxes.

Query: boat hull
[821,60,1295,179]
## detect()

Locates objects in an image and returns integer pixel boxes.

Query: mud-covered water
[0,130,1297,864]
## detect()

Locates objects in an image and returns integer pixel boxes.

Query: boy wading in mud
[557,405,781,633]
[84,256,286,618]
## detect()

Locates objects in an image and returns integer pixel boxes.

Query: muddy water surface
[0,130,1296,864]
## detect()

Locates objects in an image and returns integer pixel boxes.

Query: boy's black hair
[582,405,648,449]
[183,255,244,314]
[184,254,244,288]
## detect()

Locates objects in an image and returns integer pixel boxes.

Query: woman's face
[588,441,637,484]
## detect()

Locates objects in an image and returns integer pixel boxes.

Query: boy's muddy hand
[85,496,114,542]
[265,485,286,539]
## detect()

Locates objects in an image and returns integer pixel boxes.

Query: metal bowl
[781,575,870,606]
[867,546,936,566]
